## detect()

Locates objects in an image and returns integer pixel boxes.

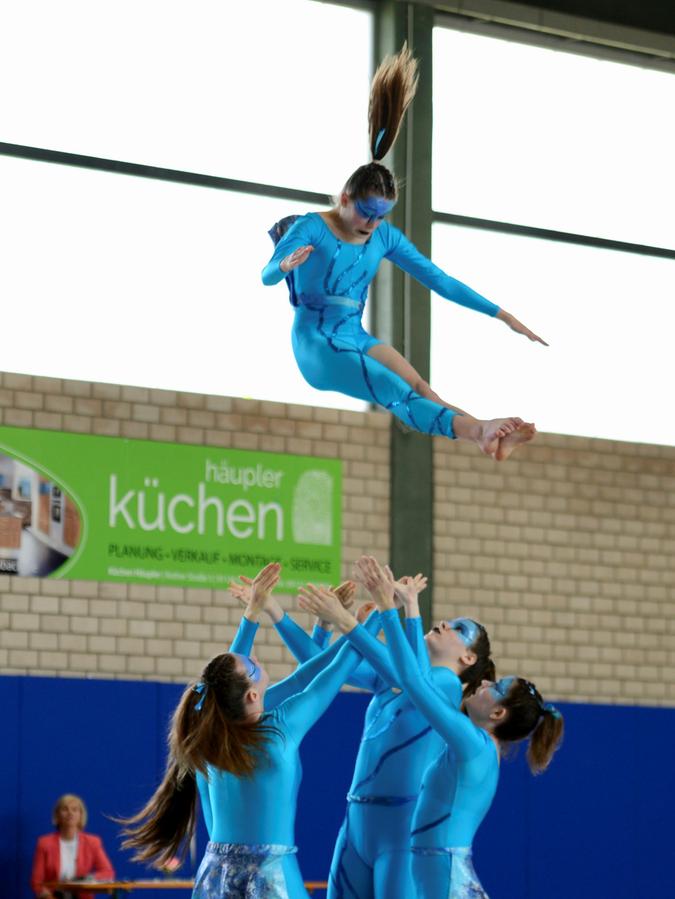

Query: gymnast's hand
[280,245,314,273]
[496,309,548,346]
[355,556,396,611]
[334,580,357,610]
[314,580,357,632]
[298,584,357,634]
[230,562,282,624]
[389,568,427,618]
[356,600,377,623]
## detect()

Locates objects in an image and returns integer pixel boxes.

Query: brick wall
[1,370,674,707]
[434,435,675,706]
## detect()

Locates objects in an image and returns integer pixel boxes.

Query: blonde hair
[52,793,87,829]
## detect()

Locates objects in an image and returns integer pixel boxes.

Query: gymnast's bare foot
[453,415,524,457]
[495,421,536,461]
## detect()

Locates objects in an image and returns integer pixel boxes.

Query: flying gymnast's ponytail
[342,42,419,202]
[368,41,419,162]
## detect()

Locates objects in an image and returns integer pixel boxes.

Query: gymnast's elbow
[261,264,283,286]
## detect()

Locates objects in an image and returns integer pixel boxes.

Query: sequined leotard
[262,213,499,437]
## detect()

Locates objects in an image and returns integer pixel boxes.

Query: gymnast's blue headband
[354,196,396,222]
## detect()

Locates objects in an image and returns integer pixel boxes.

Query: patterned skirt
[412,846,489,899]
[192,842,299,899]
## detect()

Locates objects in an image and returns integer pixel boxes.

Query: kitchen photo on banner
[0,452,81,576]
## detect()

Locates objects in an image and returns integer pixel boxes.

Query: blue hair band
[543,702,562,720]
[374,127,386,157]
[193,682,207,711]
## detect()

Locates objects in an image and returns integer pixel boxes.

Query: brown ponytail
[493,679,565,775]
[368,42,419,161]
[119,652,279,866]
[340,43,419,205]
[460,622,495,698]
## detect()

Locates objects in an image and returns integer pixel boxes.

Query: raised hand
[356,600,377,624]
[497,309,548,346]
[386,568,427,617]
[280,245,314,273]
[228,577,252,607]
[231,562,281,623]
[298,584,357,633]
[355,556,396,611]
[334,580,357,610]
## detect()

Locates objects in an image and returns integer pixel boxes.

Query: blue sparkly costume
[193,618,362,899]
[263,213,499,438]
[351,609,500,899]
[273,611,462,898]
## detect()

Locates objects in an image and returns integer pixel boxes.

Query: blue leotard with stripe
[273,612,462,899]
[262,213,499,438]
[375,609,500,898]
[193,617,363,897]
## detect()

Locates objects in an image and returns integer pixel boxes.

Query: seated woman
[31,793,114,899]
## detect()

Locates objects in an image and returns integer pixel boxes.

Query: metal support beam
[373,2,435,628]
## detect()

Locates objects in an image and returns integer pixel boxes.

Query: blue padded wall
[2,675,674,899]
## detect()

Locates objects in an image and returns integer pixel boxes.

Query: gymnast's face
[233,653,270,698]
[340,192,395,239]
[425,618,478,667]
[464,676,515,722]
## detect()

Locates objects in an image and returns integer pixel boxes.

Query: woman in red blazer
[31,794,114,899]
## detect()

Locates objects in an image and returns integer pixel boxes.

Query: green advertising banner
[0,426,341,590]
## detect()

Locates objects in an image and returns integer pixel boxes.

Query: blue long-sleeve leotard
[377,609,499,898]
[262,213,499,439]
[327,618,461,899]
[274,610,396,692]
[379,610,499,848]
[196,640,362,845]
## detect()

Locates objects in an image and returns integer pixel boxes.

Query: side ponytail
[368,42,419,161]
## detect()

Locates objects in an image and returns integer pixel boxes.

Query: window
[431,222,675,445]
[433,26,675,248]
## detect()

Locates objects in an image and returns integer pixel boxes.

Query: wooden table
[47,879,328,896]
[45,881,194,898]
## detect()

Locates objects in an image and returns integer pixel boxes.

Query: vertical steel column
[372,2,435,628]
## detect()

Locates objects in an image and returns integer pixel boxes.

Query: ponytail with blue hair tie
[193,682,208,711]
[543,702,562,720]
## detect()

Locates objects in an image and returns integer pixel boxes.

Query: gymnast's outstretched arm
[230,574,395,692]
[385,226,547,345]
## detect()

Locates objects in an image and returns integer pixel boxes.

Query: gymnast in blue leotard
[119,564,366,899]
[334,556,565,899]
[293,573,495,899]
[263,44,548,462]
